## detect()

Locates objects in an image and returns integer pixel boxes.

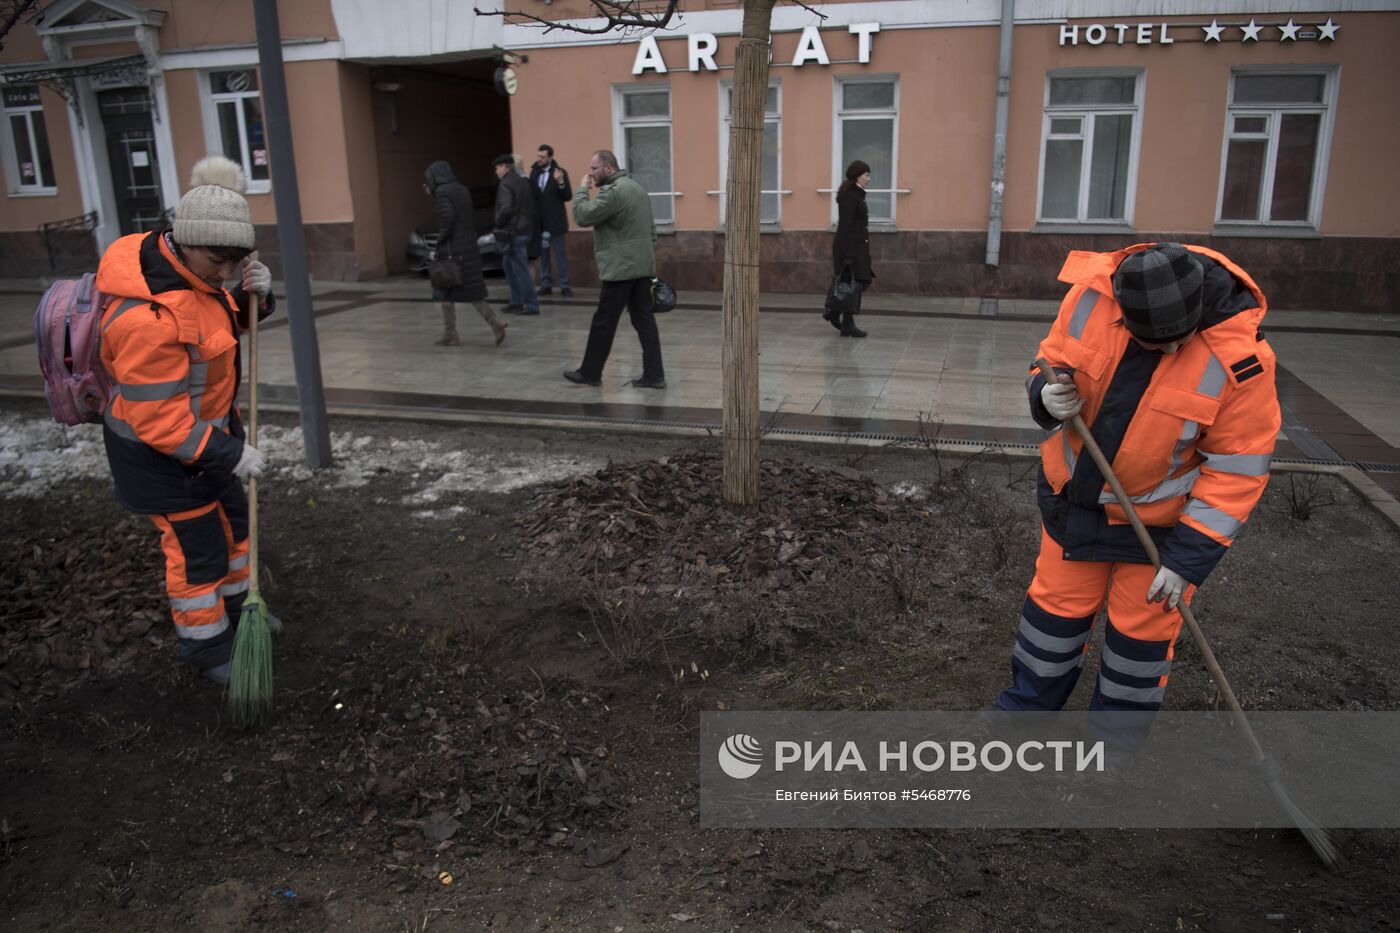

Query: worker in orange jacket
[990,243,1280,727]
[97,156,277,685]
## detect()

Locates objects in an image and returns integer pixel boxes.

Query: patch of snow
[891,481,928,501]
[0,418,109,496]
[0,412,602,509]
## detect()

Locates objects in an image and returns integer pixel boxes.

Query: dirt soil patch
[2,398,1398,932]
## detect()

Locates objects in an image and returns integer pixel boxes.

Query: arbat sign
[632,23,880,75]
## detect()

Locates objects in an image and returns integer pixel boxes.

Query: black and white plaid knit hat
[1112,244,1204,343]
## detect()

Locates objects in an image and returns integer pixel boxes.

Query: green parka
[572,170,656,282]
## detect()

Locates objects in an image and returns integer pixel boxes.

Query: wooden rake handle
[246,283,259,592]
[1033,358,1264,760]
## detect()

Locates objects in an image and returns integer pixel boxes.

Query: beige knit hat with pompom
[173,156,255,249]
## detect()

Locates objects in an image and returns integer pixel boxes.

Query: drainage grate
[764,426,1039,450]
[1355,461,1400,474]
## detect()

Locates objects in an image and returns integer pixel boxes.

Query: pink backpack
[33,273,128,425]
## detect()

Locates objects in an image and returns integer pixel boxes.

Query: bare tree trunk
[721,0,775,506]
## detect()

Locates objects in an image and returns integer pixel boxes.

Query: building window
[834,76,898,222]
[1037,72,1141,224]
[3,85,55,194]
[719,82,781,225]
[1218,70,1334,226]
[614,86,673,224]
[207,69,269,190]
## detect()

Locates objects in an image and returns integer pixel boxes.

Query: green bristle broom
[228,272,274,728]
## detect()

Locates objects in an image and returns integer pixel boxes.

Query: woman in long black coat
[826,159,873,338]
[424,160,506,346]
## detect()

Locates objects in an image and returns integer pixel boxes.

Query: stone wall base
[562,229,1399,313]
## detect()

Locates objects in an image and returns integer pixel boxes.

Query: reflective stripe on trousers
[146,483,250,662]
[996,527,1192,714]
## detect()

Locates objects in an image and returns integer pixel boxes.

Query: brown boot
[475,300,506,346]
[438,302,461,345]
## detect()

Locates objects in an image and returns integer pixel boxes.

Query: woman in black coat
[424,160,506,347]
[825,159,873,338]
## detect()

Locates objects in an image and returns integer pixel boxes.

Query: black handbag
[651,276,678,313]
[825,263,862,316]
[428,254,463,290]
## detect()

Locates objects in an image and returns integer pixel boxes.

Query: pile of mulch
[214,654,628,877]
[0,515,169,709]
[515,453,929,600]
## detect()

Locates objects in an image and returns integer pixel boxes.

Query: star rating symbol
[1240,19,1263,42]
[1318,18,1339,40]
[1202,19,1225,42]
[1279,19,1300,41]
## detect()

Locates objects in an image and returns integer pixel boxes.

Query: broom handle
[1033,358,1266,761]
[247,288,259,593]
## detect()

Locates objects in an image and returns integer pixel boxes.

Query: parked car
[407,183,502,274]
[406,225,501,274]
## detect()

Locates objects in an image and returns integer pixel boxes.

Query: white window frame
[832,74,901,226]
[1214,65,1338,229]
[1035,69,1143,226]
[717,79,783,227]
[2,85,57,196]
[200,68,271,194]
[611,83,676,225]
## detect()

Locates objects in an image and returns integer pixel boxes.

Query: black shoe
[505,304,523,313]
[515,308,540,316]
[840,313,867,338]
[563,369,601,386]
[539,286,552,296]
[629,375,666,390]
[561,287,573,297]
[822,308,843,331]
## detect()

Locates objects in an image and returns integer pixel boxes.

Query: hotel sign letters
[632,23,880,75]
[1059,18,1339,46]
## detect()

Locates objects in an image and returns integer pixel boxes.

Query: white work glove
[233,443,265,480]
[1146,566,1189,610]
[242,260,271,298]
[1041,377,1083,421]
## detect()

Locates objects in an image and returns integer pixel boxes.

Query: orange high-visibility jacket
[1030,243,1281,584]
[97,230,264,513]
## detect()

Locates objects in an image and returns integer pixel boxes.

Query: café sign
[633,23,880,75]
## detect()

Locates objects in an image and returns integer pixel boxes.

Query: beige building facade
[3,0,1398,310]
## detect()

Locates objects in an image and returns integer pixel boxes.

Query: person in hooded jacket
[424,160,506,346]
[96,155,278,685]
[826,160,874,338]
[988,243,1281,742]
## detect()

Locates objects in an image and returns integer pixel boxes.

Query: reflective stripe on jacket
[1030,243,1281,584]
[96,230,255,513]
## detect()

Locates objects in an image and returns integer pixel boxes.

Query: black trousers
[579,277,664,381]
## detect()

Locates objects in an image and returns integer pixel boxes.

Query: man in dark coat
[529,144,573,297]
[494,154,539,315]
[425,161,505,346]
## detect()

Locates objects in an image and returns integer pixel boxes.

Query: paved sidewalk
[3,274,1398,492]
